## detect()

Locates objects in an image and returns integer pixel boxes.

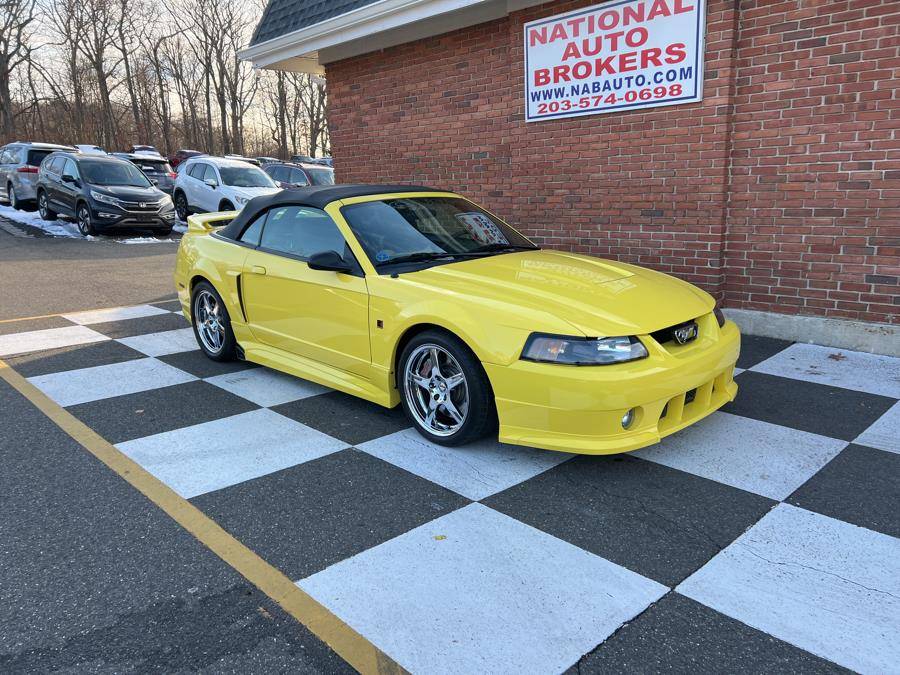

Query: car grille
[120,200,162,212]
[650,319,699,345]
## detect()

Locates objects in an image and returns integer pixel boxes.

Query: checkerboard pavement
[3,302,899,674]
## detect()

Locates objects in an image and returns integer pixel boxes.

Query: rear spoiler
[186,211,237,233]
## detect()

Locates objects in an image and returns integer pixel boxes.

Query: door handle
[251,265,266,275]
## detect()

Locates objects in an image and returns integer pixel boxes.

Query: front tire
[38,191,57,220]
[191,281,237,362]
[76,203,96,236]
[174,191,189,221]
[398,329,496,446]
[219,200,235,212]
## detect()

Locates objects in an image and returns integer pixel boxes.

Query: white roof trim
[240,0,493,70]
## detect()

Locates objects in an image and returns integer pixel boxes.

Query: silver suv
[0,142,76,210]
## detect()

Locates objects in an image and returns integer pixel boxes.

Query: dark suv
[263,161,335,188]
[37,152,177,236]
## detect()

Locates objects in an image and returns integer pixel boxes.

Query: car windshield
[341,197,537,267]
[81,160,152,187]
[307,168,335,185]
[219,166,276,188]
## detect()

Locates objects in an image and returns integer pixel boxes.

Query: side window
[187,163,206,179]
[270,166,288,182]
[0,148,10,164]
[259,206,346,261]
[289,168,310,186]
[240,212,266,246]
[48,157,65,175]
[203,165,219,184]
[63,159,80,179]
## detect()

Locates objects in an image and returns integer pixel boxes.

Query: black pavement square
[90,312,189,338]
[725,371,895,441]
[484,455,775,587]
[737,334,794,370]
[158,349,259,379]
[788,444,900,539]
[192,448,470,581]
[0,315,76,335]
[569,593,851,674]
[6,340,145,377]
[272,391,410,445]
[67,380,259,444]
[152,300,183,312]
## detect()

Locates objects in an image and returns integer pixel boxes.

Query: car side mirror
[308,250,352,274]
[62,174,77,184]
[203,178,218,188]
[151,179,159,186]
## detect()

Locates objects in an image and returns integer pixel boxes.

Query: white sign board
[524,0,706,122]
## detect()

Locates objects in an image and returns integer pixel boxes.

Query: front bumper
[90,204,177,229]
[485,316,741,454]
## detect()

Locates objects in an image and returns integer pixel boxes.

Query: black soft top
[218,184,444,240]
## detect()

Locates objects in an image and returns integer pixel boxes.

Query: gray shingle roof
[251,0,381,46]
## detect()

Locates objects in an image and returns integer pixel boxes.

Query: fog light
[621,408,635,429]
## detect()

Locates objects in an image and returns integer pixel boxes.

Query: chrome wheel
[194,289,225,353]
[404,344,469,437]
[77,206,92,235]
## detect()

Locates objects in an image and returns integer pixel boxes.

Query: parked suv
[113,152,177,194]
[37,152,176,236]
[0,142,76,210]
[262,161,335,188]
[173,156,280,219]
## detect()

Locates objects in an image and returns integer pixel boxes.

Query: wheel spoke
[441,398,463,424]
[445,372,465,390]
[412,374,430,391]
[429,347,442,377]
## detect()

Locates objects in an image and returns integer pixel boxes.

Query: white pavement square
[28,357,197,406]
[751,343,900,398]
[299,503,667,675]
[116,409,347,498]
[855,401,900,455]
[205,368,330,407]
[678,504,900,674]
[634,412,847,500]
[358,429,573,500]
[0,325,108,358]
[61,304,170,325]
[117,328,198,357]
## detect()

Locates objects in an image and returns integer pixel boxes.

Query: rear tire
[398,329,496,446]
[37,191,57,221]
[8,184,22,210]
[191,281,237,362]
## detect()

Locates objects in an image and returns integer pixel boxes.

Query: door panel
[241,249,371,375]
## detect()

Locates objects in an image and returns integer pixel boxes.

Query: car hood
[93,185,165,200]
[230,186,281,200]
[406,249,714,336]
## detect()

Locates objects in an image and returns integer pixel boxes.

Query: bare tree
[0,0,37,138]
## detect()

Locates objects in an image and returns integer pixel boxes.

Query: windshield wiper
[375,251,455,267]
[467,243,539,254]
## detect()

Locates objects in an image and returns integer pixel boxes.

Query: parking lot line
[0,357,405,675]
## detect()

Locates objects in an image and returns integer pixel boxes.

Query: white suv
[173,156,280,219]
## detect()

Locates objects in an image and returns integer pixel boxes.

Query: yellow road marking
[0,358,405,675]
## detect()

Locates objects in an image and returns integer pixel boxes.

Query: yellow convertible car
[175,186,740,454]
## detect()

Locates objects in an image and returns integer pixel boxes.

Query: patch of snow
[0,203,82,237]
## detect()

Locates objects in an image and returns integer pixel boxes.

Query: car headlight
[713,304,726,328]
[159,195,173,208]
[521,334,648,365]
[234,195,249,205]
[90,190,122,208]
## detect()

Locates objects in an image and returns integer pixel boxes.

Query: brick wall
[326,0,899,323]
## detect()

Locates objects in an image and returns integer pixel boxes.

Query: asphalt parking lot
[1,216,899,673]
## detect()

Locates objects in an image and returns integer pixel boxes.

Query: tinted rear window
[27,149,54,166]
[133,160,172,174]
